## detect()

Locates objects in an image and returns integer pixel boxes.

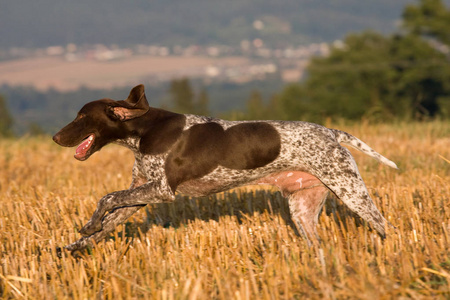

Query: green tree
[196,87,210,116]
[265,93,287,121]
[246,90,266,120]
[272,1,450,122]
[403,0,450,46]
[0,95,14,137]
[402,0,450,118]
[389,34,450,118]
[169,78,194,114]
[304,32,399,121]
[296,30,450,121]
[275,83,313,121]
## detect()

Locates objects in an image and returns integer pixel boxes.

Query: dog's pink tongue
[75,135,94,160]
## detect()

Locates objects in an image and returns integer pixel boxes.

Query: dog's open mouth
[74,134,95,161]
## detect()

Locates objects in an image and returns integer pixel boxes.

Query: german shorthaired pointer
[53,84,397,253]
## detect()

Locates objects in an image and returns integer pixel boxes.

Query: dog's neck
[114,137,141,153]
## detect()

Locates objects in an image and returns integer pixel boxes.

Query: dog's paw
[79,221,102,236]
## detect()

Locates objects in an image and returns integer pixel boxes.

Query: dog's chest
[134,153,168,185]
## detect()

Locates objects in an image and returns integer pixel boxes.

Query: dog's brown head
[53,84,151,161]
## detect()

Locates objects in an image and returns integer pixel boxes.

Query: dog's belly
[176,178,231,196]
[176,169,324,197]
[252,171,325,196]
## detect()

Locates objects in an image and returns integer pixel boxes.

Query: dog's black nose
[53,134,60,144]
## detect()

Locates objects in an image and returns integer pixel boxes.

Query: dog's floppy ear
[109,84,150,121]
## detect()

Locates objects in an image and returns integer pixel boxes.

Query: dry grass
[0,121,449,299]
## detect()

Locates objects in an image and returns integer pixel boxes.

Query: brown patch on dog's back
[165,123,226,190]
[221,122,281,169]
[165,122,281,191]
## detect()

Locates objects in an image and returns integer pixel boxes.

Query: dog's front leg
[79,182,175,236]
[65,204,145,253]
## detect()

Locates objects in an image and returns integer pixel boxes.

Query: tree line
[169,1,450,123]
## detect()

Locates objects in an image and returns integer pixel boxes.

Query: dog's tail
[331,129,398,169]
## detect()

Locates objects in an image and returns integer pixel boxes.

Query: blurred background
[0,0,449,135]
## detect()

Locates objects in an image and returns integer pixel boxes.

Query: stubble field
[0,121,449,299]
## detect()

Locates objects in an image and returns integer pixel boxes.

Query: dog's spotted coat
[53,85,397,253]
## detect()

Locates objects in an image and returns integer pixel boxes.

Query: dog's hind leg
[288,185,329,245]
[79,182,175,236]
[310,146,387,237]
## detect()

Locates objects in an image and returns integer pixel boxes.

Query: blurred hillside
[1,0,414,48]
[1,0,449,136]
